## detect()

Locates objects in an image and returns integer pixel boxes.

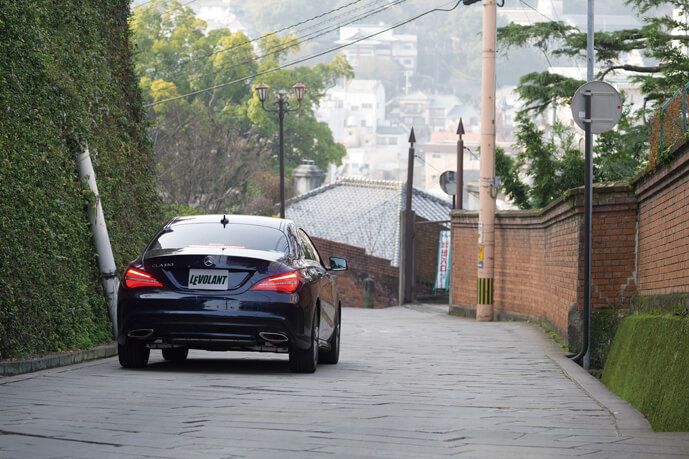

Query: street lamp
[255,83,306,218]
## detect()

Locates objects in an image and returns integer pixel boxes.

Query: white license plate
[188,269,229,290]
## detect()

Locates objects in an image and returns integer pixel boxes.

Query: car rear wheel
[319,309,340,364]
[289,315,319,373]
[162,348,188,361]
[118,342,150,368]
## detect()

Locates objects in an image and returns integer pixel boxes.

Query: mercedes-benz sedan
[117,214,347,373]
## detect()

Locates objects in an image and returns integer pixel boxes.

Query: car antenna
[221,214,229,228]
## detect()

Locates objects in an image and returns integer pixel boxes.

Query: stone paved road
[1,305,688,458]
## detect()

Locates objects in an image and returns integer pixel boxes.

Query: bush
[0,1,161,359]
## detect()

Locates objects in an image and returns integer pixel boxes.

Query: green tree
[131,0,352,214]
[498,0,688,106]
[494,0,689,207]
[498,114,584,209]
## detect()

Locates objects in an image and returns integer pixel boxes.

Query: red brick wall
[414,216,450,295]
[311,237,398,308]
[634,146,689,296]
[451,183,638,338]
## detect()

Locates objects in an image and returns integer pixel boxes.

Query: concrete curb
[0,343,117,377]
[510,320,654,434]
[443,304,653,434]
[546,346,653,434]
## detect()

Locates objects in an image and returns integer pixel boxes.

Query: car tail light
[251,272,301,293]
[123,267,164,289]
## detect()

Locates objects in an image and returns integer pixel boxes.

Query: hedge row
[0,1,161,359]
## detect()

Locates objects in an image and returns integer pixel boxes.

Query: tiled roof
[286,177,451,266]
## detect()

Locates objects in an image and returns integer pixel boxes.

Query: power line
[177,0,407,84]
[145,0,463,108]
[517,0,584,74]
[517,0,554,69]
[166,0,387,75]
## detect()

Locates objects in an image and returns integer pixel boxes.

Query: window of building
[377,137,387,145]
[362,103,373,109]
[389,137,398,145]
[361,120,366,127]
[432,153,441,159]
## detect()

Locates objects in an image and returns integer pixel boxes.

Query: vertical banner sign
[434,231,452,290]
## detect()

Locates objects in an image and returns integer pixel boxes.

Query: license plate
[188,269,229,290]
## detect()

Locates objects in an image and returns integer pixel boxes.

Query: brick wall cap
[449,209,478,217]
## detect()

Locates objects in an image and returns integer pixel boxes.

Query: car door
[298,229,336,341]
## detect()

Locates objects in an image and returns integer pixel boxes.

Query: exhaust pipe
[128,329,154,339]
[259,332,288,344]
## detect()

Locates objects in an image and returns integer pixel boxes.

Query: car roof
[167,214,293,231]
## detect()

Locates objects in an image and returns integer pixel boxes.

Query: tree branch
[598,63,666,79]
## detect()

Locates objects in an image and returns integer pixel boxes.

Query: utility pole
[477,0,497,321]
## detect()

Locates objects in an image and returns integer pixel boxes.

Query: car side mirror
[328,257,347,271]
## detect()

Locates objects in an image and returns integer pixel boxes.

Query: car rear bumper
[117,289,313,351]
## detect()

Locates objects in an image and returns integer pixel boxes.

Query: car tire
[319,309,340,364]
[289,314,319,373]
[162,348,188,361]
[118,342,150,368]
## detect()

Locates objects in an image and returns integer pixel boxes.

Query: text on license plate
[188,269,229,290]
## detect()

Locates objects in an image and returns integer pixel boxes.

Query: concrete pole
[77,146,119,338]
[477,0,497,321]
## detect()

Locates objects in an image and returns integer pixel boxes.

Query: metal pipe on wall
[77,146,119,338]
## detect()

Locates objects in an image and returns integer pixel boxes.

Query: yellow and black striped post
[477,278,493,306]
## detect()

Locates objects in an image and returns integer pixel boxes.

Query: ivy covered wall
[0,1,161,359]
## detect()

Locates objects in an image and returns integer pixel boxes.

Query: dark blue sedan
[117,215,347,373]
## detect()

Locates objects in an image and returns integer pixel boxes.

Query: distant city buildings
[158,1,656,210]
[336,24,418,74]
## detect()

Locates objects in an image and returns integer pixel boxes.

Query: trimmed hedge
[602,314,689,431]
[0,1,161,359]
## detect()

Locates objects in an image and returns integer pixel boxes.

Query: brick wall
[634,145,689,296]
[450,140,689,340]
[414,216,450,296]
[451,183,638,339]
[312,237,398,308]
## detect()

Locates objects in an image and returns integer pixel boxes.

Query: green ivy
[0,1,162,359]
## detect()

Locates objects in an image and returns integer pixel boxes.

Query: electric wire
[164,0,390,77]
[517,0,584,73]
[145,0,463,108]
[175,0,407,83]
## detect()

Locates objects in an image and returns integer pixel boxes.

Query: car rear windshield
[149,223,290,253]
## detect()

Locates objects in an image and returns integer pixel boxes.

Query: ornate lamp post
[255,83,306,218]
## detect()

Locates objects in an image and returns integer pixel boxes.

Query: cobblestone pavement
[1,305,688,458]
